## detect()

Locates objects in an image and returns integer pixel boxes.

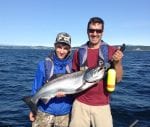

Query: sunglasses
[88,29,103,33]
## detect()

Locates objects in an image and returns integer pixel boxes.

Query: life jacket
[78,40,109,70]
[44,50,73,82]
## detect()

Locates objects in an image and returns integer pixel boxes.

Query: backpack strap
[65,52,73,73]
[99,42,108,65]
[44,56,54,82]
[78,44,87,67]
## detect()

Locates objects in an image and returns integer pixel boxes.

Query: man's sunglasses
[88,29,103,33]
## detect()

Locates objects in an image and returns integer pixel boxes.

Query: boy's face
[55,43,70,59]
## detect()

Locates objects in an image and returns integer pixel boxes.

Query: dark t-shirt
[72,45,116,106]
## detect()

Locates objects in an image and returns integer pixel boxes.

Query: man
[29,32,74,127]
[69,17,124,127]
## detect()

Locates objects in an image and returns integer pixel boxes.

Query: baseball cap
[55,32,71,47]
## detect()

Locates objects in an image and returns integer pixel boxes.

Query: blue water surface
[0,48,150,127]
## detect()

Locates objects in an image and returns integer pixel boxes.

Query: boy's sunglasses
[88,29,103,33]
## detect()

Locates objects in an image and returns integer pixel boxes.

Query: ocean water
[0,48,150,127]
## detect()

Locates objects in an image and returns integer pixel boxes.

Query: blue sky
[0,0,150,47]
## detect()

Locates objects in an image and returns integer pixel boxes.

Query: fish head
[83,66,105,82]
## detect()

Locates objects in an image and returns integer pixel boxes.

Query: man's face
[88,23,103,46]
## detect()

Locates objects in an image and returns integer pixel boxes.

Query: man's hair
[87,17,104,31]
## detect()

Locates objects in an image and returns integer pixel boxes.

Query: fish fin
[76,82,86,92]
[76,81,97,93]
[22,96,37,116]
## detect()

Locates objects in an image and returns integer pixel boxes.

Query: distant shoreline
[0,45,150,51]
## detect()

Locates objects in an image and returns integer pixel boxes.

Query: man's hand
[112,48,124,63]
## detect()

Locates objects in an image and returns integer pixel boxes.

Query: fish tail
[22,96,37,116]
